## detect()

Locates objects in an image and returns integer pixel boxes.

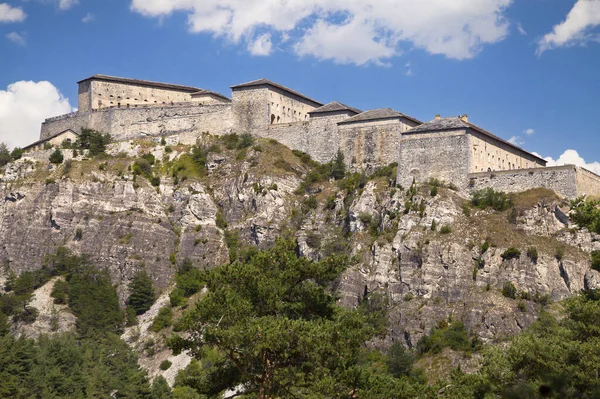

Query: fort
[28,74,600,199]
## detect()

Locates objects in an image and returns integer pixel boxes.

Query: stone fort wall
[466,165,600,199]
[41,103,234,141]
[397,130,470,188]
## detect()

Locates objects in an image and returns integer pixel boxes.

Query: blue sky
[1,0,599,170]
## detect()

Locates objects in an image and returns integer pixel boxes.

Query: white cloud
[524,128,534,135]
[537,0,600,54]
[543,149,600,175]
[0,3,26,22]
[508,136,524,146]
[0,81,73,149]
[517,23,526,35]
[248,33,272,56]
[58,0,78,10]
[82,12,94,23]
[130,0,514,65]
[6,31,25,45]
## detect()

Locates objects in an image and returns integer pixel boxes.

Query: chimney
[435,114,441,120]
[460,114,468,122]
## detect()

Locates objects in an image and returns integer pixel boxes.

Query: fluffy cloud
[58,0,78,10]
[248,33,272,56]
[6,31,25,45]
[537,0,600,54]
[0,81,73,149]
[82,12,94,23]
[542,149,600,175]
[130,0,513,65]
[524,128,534,135]
[508,136,524,146]
[0,3,26,22]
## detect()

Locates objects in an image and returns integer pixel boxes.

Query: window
[271,114,276,124]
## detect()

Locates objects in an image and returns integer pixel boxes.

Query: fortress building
[34,74,600,198]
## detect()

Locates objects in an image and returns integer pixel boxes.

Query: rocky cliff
[2,134,599,380]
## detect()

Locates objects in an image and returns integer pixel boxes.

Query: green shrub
[471,188,512,211]
[502,282,517,299]
[50,279,69,304]
[150,176,161,187]
[526,247,538,263]
[386,343,414,378]
[215,210,227,229]
[304,196,318,210]
[75,129,111,156]
[152,306,173,332]
[517,300,527,312]
[170,288,187,307]
[591,251,600,271]
[570,197,600,233]
[49,149,64,164]
[10,147,23,160]
[74,228,83,241]
[440,225,452,234]
[160,360,172,371]
[555,247,565,261]
[430,186,438,197]
[416,322,476,355]
[430,220,437,231]
[305,232,321,249]
[501,247,521,261]
[462,203,471,217]
[480,241,490,255]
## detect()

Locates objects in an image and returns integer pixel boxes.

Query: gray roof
[23,129,78,150]
[406,117,547,163]
[230,78,323,106]
[308,101,361,115]
[191,90,231,102]
[338,108,422,125]
[78,74,202,93]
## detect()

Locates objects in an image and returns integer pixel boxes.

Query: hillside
[1,132,599,397]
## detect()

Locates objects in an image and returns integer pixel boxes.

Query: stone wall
[468,166,579,198]
[397,130,470,188]
[469,130,545,173]
[232,88,270,134]
[266,86,320,124]
[575,167,600,197]
[41,103,234,141]
[84,80,196,111]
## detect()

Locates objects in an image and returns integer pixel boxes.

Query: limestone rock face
[0,138,597,352]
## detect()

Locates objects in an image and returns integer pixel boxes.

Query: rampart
[468,166,581,198]
[41,103,234,141]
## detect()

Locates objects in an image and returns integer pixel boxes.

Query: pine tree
[330,149,346,180]
[151,376,173,399]
[127,270,157,315]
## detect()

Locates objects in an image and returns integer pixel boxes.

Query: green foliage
[168,239,411,397]
[50,279,69,304]
[501,247,521,260]
[0,143,11,166]
[526,247,539,263]
[416,321,478,355]
[555,246,565,261]
[471,188,513,211]
[371,162,397,179]
[480,241,490,255]
[150,176,161,187]
[223,229,239,263]
[74,227,83,241]
[151,376,173,399]
[49,149,64,164]
[591,250,600,271]
[305,231,321,249]
[570,197,600,233]
[386,342,414,378]
[462,202,471,216]
[430,219,437,231]
[215,210,227,229]
[127,269,157,315]
[439,225,452,234]
[75,128,111,156]
[330,149,346,180]
[152,306,173,332]
[10,147,23,161]
[160,360,172,371]
[221,133,253,150]
[173,259,204,298]
[502,281,518,299]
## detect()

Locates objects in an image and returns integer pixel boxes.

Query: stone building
[35,74,600,198]
[23,129,78,153]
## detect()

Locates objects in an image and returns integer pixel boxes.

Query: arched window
[271,114,276,124]
[277,116,280,123]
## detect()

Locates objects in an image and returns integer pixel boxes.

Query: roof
[191,90,231,102]
[308,101,361,115]
[78,74,202,93]
[23,129,78,150]
[406,117,547,164]
[230,78,323,106]
[338,108,423,125]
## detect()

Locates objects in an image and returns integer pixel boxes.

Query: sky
[0,0,599,172]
